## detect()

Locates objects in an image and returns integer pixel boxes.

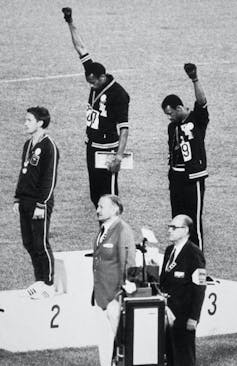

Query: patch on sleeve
[192,268,207,285]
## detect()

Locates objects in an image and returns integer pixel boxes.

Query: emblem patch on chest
[99,94,107,117]
[180,122,194,140]
[30,154,40,166]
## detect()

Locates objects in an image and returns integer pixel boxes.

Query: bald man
[160,214,206,366]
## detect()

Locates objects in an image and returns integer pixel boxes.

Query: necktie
[96,225,105,246]
[165,248,176,272]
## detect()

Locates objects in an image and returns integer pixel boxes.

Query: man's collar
[102,216,119,232]
[173,237,189,251]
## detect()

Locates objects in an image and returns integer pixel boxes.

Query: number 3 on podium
[208,293,217,316]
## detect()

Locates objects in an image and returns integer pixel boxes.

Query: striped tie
[165,248,176,272]
[96,225,105,246]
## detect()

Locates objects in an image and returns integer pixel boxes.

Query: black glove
[184,63,198,81]
[62,7,72,23]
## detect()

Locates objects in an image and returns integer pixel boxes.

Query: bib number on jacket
[86,105,100,130]
[180,140,192,162]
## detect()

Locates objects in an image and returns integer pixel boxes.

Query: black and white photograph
[0,1,237,365]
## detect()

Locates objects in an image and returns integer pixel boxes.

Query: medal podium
[123,295,165,366]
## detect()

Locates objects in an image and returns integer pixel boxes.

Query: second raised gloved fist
[184,63,198,81]
[62,7,72,23]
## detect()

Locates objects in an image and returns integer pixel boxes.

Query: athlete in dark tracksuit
[161,63,209,251]
[82,54,130,207]
[62,8,130,208]
[14,107,59,288]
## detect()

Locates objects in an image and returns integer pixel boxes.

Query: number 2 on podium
[50,305,60,328]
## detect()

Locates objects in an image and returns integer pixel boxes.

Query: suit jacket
[93,217,136,309]
[160,240,206,328]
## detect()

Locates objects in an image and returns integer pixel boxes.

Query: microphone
[136,242,147,253]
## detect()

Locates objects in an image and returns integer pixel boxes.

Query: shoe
[26,281,44,297]
[28,282,55,300]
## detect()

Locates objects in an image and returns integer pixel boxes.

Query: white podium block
[0,250,97,352]
[1,250,237,352]
[197,278,237,337]
[0,290,98,352]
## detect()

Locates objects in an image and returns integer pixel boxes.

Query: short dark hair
[85,62,106,78]
[161,94,183,110]
[102,194,124,215]
[27,106,50,129]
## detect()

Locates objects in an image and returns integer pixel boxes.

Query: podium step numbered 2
[0,250,98,352]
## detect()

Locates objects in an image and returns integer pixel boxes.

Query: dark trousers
[19,200,54,285]
[169,175,205,251]
[165,325,196,366]
[86,145,118,208]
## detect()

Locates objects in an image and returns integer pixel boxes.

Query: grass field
[0,0,237,365]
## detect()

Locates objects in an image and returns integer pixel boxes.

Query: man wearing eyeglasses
[160,214,206,366]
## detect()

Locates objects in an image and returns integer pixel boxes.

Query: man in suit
[93,194,136,366]
[160,214,206,366]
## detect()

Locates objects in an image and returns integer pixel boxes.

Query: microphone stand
[136,237,148,286]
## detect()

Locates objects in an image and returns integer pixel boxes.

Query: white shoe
[39,284,55,299]
[26,281,44,297]
[27,282,55,300]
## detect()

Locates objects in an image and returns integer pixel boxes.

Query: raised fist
[62,7,72,23]
[184,63,197,81]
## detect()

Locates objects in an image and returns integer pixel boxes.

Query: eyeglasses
[168,225,186,230]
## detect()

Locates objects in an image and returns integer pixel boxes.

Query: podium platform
[1,250,237,352]
[0,250,97,352]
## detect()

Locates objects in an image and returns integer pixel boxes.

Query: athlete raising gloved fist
[61,7,130,208]
[184,63,198,82]
[161,63,209,251]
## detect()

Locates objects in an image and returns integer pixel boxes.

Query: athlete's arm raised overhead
[184,63,207,106]
[62,7,88,58]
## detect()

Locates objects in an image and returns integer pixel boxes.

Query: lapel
[174,240,189,263]
[163,245,174,274]
[164,245,177,273]
[163,240,189,276]
[94,218,121,251]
